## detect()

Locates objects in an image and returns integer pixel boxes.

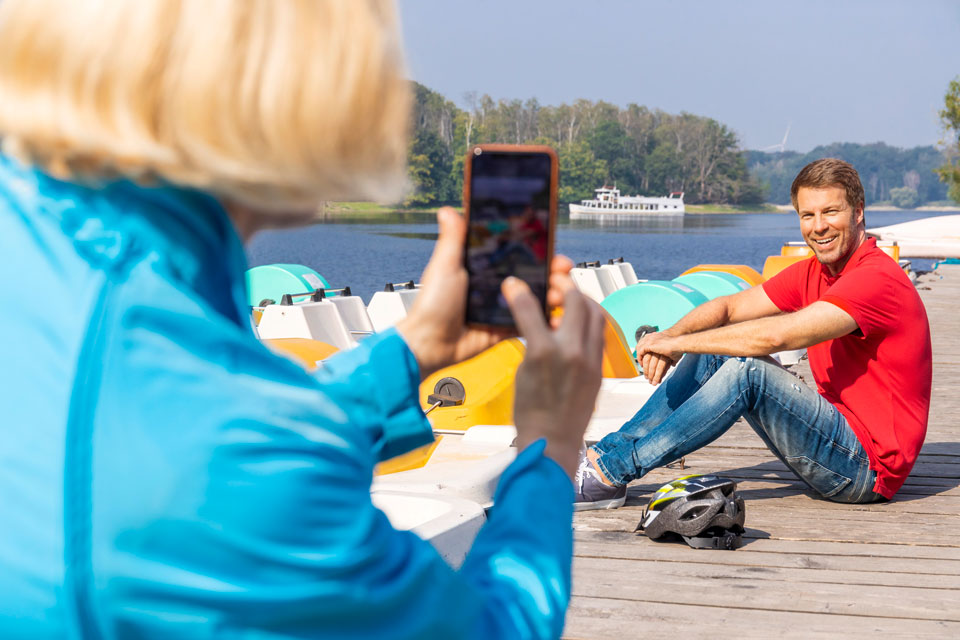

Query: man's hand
[397,207,574,380]
[636,331,683,385]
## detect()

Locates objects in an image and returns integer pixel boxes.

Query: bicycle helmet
[636,474,745,550]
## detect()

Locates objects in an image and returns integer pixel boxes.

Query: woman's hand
[397,207,574,380]
[503,275,605,478]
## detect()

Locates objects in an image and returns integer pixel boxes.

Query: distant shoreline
[869,205,960,212]
[685,203,779,214]
[318,201,960,218]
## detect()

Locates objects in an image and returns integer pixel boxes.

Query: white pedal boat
[866,215,960,259]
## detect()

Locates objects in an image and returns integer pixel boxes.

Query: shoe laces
[574,449,599,494]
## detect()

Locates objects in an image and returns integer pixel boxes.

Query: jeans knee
[719,357,754,383]
[718,357,771,404]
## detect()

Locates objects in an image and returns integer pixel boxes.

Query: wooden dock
[565,265,960,639]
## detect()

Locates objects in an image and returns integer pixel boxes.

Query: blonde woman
[0,1,605,638]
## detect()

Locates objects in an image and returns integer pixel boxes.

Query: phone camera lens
[473,147,482,156]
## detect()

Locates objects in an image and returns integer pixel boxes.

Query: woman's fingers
[555,286,588,342]
[585,302,606,371]
[546,255,574,309]
[502,276,549,349]
[510,281,605,478]
[551,254,574,277]
[565,292,603,367]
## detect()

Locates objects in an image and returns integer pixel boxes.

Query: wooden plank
[574,531,960,561]
[572,555,960,593]
[697,444,960,463]
[563,597,960,638]
[574,509,960,547]
[573,533,960,573]
[571,561,960,622]
[628,464,960,490]
[633,452,960,478]
[617,478,960,511]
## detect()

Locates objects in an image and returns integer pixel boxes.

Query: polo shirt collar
[821,236,877,284]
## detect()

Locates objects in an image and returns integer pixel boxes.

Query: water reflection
[564,213,686,231]
[562,212,760,233]
[314,210,437,225]
[376,231,439,241]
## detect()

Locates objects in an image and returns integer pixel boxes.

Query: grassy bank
[321,201,445,215]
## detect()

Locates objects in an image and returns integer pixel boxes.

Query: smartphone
[462,144,558,328]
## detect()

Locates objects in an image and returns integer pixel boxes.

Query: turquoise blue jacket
[0,156,574,639]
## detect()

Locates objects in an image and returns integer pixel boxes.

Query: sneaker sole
[573,494,627,512]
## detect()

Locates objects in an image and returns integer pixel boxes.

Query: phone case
[462,144,559,329]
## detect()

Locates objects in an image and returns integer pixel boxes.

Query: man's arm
[638,285,783,383]
[671,300,857,355]
[663,284,784,337]
[640,300,858,383]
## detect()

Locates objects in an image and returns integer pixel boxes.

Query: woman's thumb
[426,207,466,273]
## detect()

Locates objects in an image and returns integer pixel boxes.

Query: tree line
[748,144,950,207]
[405,81,959,209]
[405,83,763,207]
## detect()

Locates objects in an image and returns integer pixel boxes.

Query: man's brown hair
[790,158,865,213]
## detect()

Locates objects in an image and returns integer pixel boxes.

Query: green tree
[645,144,683,196]
[749,143,949,205]
[558,141,607,204]
[889,186,919,209]
[404,152,434,206]
[588,120,635,191]
[936,77,960,203]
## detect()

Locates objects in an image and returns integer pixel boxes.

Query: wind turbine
[761,123,791,153]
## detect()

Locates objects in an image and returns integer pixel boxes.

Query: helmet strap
[682,531,742,550]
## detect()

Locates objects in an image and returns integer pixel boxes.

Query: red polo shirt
[762,238,932,498]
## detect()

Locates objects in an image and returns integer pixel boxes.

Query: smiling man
[574,158,932,511]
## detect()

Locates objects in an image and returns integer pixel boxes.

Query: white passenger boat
[569,185,685,218]
[866,215,960,259]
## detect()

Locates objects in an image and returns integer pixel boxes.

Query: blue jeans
[592,354,885,504]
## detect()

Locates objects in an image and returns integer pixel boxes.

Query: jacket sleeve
[110,380,574,638]
[457,440,575,639]
[312,328,434,462]
[308,332,576,636]
[107,313,574,639]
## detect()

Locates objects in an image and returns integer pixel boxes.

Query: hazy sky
[399,0,960,152]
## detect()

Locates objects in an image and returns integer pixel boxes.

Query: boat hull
[569,203,685,218]
[866,215,960,259]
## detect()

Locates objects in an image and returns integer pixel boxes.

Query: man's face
[796,186,864,275]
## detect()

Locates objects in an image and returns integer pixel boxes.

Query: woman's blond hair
[0,0,411,211]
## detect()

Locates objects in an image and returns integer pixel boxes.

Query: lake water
[247,210,942,302]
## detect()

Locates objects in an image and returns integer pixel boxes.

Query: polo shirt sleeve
[820,265,899,339]
[761,258,810,313]
[312,328,434,463]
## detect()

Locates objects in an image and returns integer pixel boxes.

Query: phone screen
[465,149,554,326]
